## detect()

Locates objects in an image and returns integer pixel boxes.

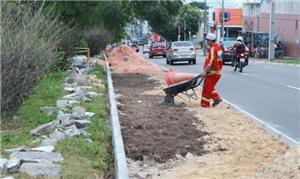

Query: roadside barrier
[73,47,90,59]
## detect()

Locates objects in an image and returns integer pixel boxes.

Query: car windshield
[153,43,165,48]
[173,41,193,47]
[222,41,235,48]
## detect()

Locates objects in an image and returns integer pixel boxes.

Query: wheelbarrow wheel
[164,95,174,105]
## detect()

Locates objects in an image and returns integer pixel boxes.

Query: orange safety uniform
[201,43,222,107]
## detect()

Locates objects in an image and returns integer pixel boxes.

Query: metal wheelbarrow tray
[163,74,204,105]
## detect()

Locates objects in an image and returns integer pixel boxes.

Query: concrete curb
[252,59,300,67]
[104,55,129,179]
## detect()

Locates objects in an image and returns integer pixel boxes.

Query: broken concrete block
[19,162,61,176]
[64,125,81,137]
[84,112,95,118]
[0,158,8,170]
[31,145,55,153]
[71,106,86,119]
[30,120,59,136]
[10,151,63,163]
[4,158,21,173]
[49,129,66,143]
[72,120,91,128]
[4,146,27,153]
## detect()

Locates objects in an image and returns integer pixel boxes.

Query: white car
[166,41,196,65]
[143,45,150,54]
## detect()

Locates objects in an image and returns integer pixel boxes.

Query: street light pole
[268,0,275,61]
[184,20,187,41]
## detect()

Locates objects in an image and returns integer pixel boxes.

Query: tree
[189,1,206,9]
[178,4,203,38]
[129,1,183,41]
[43,1,133,42]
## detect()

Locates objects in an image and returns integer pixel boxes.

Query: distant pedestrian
[201,33,222,108]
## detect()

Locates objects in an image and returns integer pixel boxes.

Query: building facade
[208,8,243,41]
[243,0,300,57]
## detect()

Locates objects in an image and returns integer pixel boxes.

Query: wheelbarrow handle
[193,74,204,87]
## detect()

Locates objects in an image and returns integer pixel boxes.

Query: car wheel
[149,55,153,59]
[166,57,170,64]
[163,55,166,58]
[192,59,196,64]
[170,59,174,65]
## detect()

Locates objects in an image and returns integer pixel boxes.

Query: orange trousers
[201,74,221,107]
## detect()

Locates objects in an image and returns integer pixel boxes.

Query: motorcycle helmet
[237,36,243,42]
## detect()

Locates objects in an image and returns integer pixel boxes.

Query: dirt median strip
[112,73,214,163]
[104,46,294,178]
[112,73,290,178]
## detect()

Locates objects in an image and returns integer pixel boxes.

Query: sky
[185,0,244,8]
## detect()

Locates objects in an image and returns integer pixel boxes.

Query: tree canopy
[42,1,204,43]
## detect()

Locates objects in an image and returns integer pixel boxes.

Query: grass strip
[1,63,112,178]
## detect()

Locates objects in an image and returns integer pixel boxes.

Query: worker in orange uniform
[201,33,223,108]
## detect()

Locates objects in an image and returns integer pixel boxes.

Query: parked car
[143,45,150,54]
[131,44,139,52]
[166,41,196,65]
[149,43,166,58]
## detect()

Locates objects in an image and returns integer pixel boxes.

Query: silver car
[166,41,196,65]
[143,45,150,54]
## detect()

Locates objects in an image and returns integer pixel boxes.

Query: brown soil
[112,73,211,163]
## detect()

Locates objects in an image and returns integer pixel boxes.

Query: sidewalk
[250,58,300,67]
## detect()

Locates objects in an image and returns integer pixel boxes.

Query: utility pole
[184,20,187,41]
[221,0,224,41]
[203,0,208,56]
[204,0,207,34]
[268,0,275,61]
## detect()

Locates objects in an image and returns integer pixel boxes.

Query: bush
[1,2,67,112]
[84,27,112,56]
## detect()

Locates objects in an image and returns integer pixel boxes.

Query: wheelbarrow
[163,74,204,105]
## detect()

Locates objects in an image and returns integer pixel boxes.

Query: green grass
[275,59,300,64]
[1,64,112,178]
[1,70,66,150]
[56,64,112,178]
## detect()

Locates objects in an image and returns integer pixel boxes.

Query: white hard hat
[206,33,216,41]
[237,36,243,42]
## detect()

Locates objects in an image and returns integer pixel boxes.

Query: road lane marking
[287,85,300,92]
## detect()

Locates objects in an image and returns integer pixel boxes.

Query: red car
[149,43,166,58]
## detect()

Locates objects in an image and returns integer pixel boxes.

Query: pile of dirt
[113,73,211,163]
[106,45,165,76]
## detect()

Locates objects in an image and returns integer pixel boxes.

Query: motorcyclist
[232,36,248,65]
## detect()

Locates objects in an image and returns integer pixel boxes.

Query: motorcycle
[233,53,246,73]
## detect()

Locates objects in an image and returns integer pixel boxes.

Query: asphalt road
[141,51,300,143]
